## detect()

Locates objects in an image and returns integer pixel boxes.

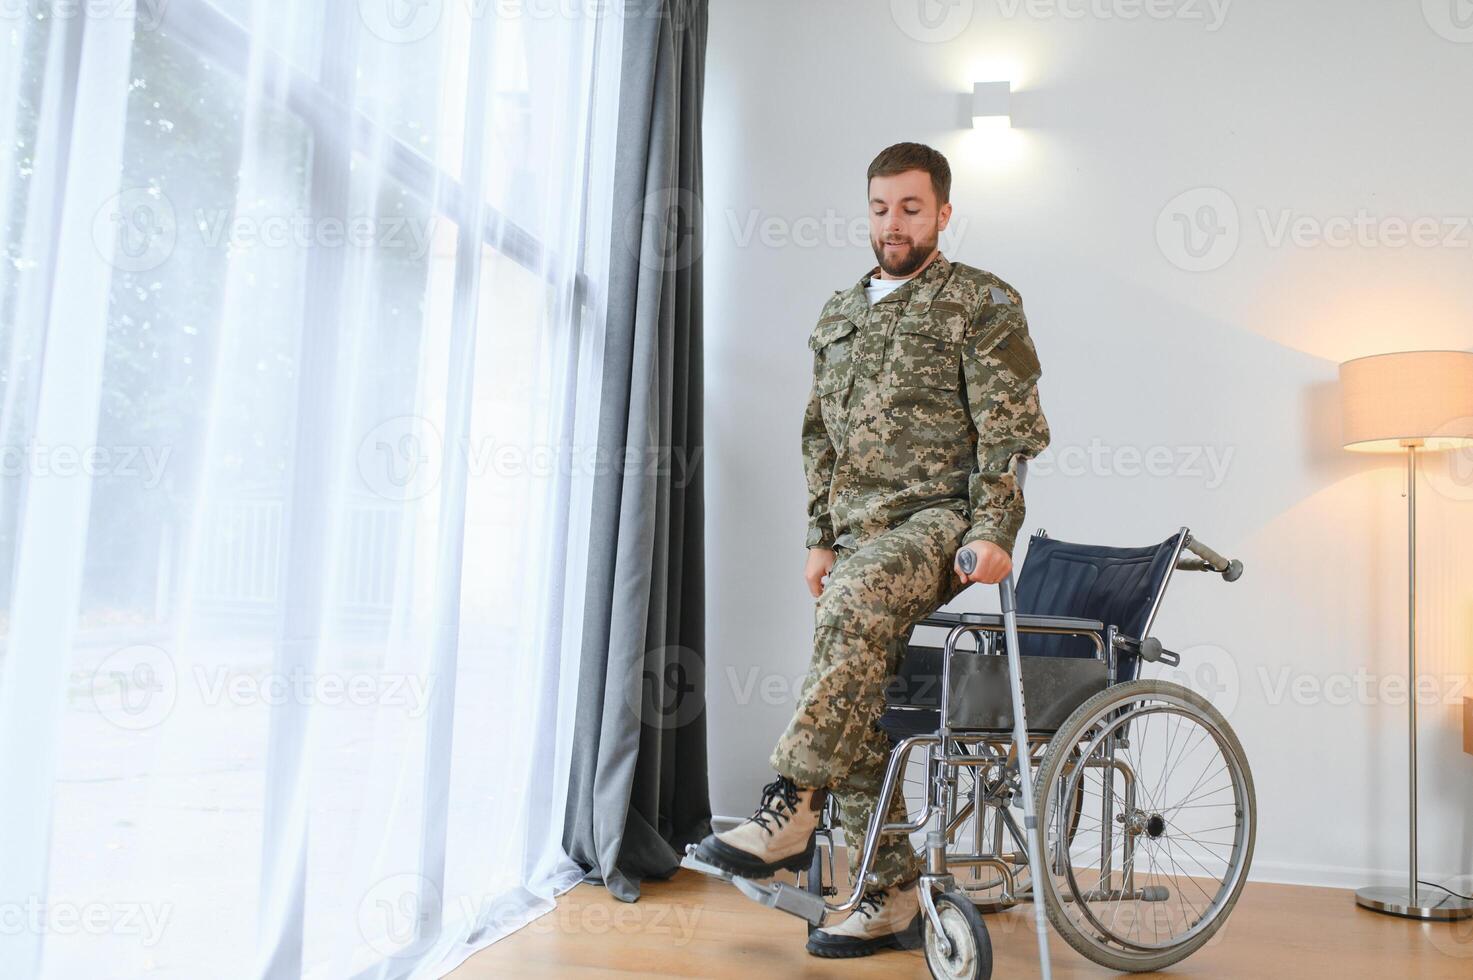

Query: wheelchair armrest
[918,610,1106,633]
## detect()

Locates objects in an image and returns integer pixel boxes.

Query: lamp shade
[1339,350,1473,453]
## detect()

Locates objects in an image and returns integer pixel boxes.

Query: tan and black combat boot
[805,876,924,958]
[689,774,827,878]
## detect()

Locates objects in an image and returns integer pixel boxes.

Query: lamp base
[1355,885,1473,920]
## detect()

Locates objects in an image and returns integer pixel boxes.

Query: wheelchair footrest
[731,877,827,926]
[679,845,735,883]
[680,844,829,925]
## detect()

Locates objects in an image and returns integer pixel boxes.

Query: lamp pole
[1405,442,1418,909]
[1354,439,1472,919]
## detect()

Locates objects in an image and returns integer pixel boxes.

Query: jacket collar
[834,250,953,323]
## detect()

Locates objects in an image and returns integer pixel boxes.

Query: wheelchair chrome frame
[824,619,1108,923]
[823,525,1236,940]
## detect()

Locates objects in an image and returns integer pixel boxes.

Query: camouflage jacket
[802,252,1051,554]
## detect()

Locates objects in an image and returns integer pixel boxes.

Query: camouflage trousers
[769,506,971,889]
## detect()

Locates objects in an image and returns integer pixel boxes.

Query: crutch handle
[957,547,978,576]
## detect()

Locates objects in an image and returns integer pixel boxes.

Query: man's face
[868,169,952,278]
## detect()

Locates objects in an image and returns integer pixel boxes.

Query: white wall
[701,0,1473,890]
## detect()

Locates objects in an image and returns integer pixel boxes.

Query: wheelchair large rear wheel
[1031,679,1255,972]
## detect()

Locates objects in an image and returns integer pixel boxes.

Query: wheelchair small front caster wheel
[923,891,992,980]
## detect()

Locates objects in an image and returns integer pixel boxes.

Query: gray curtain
[563,0,711,903]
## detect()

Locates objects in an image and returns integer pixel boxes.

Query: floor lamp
[1340,349,1473,921]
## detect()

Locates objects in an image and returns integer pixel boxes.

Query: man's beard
[871,231,937,278]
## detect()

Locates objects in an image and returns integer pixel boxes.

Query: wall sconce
[971,81,1012,127]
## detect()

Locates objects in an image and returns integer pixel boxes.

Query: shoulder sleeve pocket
[967,294,1040,383]
[988,326,1041,383]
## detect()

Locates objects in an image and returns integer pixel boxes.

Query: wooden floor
[455,868,1473,978]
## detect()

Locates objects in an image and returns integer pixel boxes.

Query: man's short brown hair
[867,142,952,205]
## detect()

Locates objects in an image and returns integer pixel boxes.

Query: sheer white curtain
[0,1,623,976]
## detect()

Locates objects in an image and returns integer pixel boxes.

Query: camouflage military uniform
[769,251,1050,888]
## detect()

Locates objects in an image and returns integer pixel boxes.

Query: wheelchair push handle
[1178,535,1243,582]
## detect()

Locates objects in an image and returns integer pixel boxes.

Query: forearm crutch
[1000,573,1052,980]
[959,541,1053,980]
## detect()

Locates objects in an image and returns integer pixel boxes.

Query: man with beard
[690,142,1051,958]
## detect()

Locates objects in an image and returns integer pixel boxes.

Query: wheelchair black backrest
[1014,531,1182,682]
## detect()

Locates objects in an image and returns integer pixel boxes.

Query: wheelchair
[698,526,1254,979]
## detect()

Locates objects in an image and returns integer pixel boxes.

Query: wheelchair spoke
[1171,757,1227,807]
[1168,799,1237,810]
[1102,836,1148,935]
[1161,836,1215,905]
[1154,837,1190,937]
[1173,828,1238,868]
[1164,775,1232,817]
[1159,837,1213,935]
[1152,719,1211,810]
[1159,845,1193,944]
[1166,831,1237,890]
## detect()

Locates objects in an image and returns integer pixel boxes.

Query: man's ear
[937,201,952,233]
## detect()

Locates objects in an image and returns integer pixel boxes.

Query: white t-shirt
[865,274,913,307]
